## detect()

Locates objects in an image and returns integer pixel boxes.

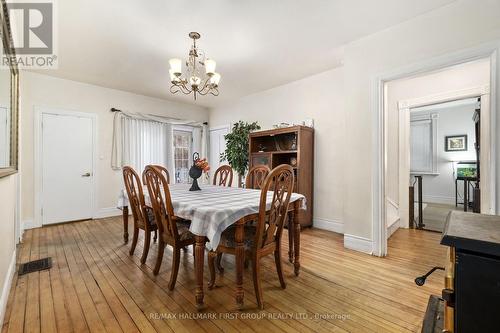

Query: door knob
[82,172,91,177]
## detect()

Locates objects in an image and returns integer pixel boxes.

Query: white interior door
[41,112,94,225]
[209,126,229,180]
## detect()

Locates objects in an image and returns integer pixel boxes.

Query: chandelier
[168,32,221,100]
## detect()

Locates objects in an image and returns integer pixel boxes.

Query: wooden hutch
[249,126,314,227]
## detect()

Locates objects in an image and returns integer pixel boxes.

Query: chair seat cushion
[175,218,194,241]
[219,225,256,250]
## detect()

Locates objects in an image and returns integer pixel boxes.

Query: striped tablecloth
[117,184,306,250]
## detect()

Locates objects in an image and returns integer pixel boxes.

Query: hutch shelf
[249,125,314,227]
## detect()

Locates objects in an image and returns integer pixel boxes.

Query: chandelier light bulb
[205,59,216,75]
[169,58,182,75]
[190,76,201,87]
[169,69,179,82]
[210,72,221,86]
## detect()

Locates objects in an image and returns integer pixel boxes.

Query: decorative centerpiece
[189,152,210,191]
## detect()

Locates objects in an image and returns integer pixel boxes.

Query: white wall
[0,174,17,326]
[210,67,345,233]
[413,104,477,204]
[20,72,208,226]
[343,0,500,247]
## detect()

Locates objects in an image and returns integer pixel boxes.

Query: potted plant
[220,121,261,187]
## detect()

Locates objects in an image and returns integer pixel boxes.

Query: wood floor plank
[3,217,446,333]
[24,228,41,333]
[38,227,57,333]
[45,226,74,333]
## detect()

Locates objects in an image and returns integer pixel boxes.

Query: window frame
[173,126,194,184]
[409,112,439,175]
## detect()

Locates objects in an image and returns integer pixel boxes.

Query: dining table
[117,183,306,310]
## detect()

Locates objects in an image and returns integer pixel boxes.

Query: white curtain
[111,111,208,184]
[119,116,174,178]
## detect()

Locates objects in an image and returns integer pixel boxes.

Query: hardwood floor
[2,217,446,333]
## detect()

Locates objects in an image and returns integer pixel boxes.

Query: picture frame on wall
[445,134,468,152]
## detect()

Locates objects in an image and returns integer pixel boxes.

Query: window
[410,113,438,174]
[174,130,192,183]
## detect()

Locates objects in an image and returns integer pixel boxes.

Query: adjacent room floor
[2,217,446,333]
[422,203,461,232]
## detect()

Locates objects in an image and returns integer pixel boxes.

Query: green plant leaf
[220,121,261,176]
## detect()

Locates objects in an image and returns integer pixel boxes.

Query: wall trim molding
[313,217,343,234]
[344,234,373,254]
[0,250,16,327]
[94,207,123,219]
[371,40,500,257]
[387,219,401,238]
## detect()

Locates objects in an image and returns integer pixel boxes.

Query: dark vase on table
[189,152,202,191]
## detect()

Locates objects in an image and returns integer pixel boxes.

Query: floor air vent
[18,257,52,275]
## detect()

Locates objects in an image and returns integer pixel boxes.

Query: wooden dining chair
[142,165,170,185]
[123,166,157,264]
[213,165,233,187]
[208,164,294,309]
[245,165,271,189]
[143,165,196,290]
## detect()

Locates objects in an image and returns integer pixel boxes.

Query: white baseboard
[387,219,401,238]
[313,217,343,234]
[94,207,123,219]
[344,234,373,254]
[0,250,16,327]
[423,195,455,205]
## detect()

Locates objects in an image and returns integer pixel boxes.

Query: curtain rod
[110,107,208,125]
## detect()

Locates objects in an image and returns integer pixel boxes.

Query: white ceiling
[38,0,456,108]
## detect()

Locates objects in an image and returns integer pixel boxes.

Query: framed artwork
[445,135,468,152]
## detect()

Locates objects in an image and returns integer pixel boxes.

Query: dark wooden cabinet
[249,126,314,227]
[440,211,500,332]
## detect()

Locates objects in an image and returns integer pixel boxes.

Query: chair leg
[216,253,224,273]
[141,230,151,264]
[244,257,250,269]
[168,248,181,290]
[275,247,286,289]
[252,258,264,309]
[208,251,217,290]
[129,227,139,256]
[153,230,157,242]
[153,240,165,275]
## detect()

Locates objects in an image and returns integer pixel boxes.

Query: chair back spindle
[143,165,179,242]
[255,164,294,250]
[142,164,170,185]
[245,165,271,189]
[123,166,148,228]
[213,165,233,187]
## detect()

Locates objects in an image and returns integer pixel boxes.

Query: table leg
[235,222,245,310]
[123,206,129,243]
[194,235,206,311]
[293,200,301,276]
[288,211,294,263]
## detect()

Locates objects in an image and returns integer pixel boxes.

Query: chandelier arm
[179,83,192,94]
[198,78,212,94]
[209,87,219,96]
